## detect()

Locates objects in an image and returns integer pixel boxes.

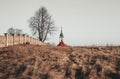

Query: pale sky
[0,0,120,46]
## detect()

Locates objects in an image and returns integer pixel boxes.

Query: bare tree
[7,27,23,35]
[15,29,23,35]
[29,7,56,42]
[7,27,15,35]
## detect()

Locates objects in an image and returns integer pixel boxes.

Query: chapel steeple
[57,27,67,46]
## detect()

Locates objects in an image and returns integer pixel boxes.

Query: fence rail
[0,33,44,47]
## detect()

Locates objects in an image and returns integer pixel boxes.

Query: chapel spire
[59,27,64,38]
[57,27,67,46]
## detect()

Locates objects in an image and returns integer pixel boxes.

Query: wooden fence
[0,33,44,47]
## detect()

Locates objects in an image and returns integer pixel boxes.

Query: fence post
[12,34,15,45]
[17,34,20,44]
[36,39,39,45]
[33,38,35,44]
[23,34,26,44]
[4,33,8,47]
[30,37,33,44]
[31,37,34,44]
[35,39,37,45]
[26,35,29,43]
[29,37,31,44]
[32,37,34,44]
[35,38,37,44]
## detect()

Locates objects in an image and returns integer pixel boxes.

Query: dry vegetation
[0,44,120,79]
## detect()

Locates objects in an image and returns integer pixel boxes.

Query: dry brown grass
[0,45,120,79]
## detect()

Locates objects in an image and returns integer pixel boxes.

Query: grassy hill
[0,44,120,79]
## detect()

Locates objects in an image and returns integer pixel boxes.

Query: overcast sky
[0,0,120,46]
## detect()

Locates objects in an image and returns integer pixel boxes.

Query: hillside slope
[0,45,120,79]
